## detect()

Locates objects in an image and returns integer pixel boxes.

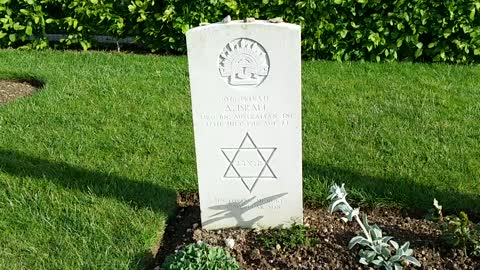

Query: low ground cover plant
[161,243,240,270]
[257,223,319,249]
[328,183,421,269]
[433,199,480,257]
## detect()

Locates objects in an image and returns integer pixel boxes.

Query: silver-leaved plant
[327,183,421,270]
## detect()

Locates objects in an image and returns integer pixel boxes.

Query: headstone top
[188,20,300,34]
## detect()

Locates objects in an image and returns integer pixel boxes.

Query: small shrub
[433,199,480,257]
[161,243,241,270]
[328,183,421,270]
[257,224,319,249]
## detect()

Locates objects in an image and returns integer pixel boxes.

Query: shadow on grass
[130,250,158,270]
[0,72,46,88]
[303,161,480,216]
[0,149,177,270]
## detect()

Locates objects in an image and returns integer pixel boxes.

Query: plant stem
[342,199,373,243]
[354,215,373,243]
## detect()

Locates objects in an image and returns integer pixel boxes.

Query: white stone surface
[186,20,303,229]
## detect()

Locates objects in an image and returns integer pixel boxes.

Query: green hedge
[1,0,480,63]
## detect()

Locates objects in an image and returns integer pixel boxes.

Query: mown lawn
[0,50,479,269]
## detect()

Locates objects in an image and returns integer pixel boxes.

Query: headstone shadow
[203,192,288,228]
[0,149,177,214]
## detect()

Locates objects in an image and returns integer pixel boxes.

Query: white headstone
[186,20,303,229]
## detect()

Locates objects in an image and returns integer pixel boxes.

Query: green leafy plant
[433,199,480,257]
[257,223,319,249]
[328,183,421,270]
[161,243,241,270]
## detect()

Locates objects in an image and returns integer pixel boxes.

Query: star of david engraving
[221,133,277,193]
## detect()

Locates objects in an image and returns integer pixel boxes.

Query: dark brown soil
[154,193,480,270]
[0,80,39,105]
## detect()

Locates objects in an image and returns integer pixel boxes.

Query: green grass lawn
[0,50,479,269]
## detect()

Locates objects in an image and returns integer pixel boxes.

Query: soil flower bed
[154,194,480,270]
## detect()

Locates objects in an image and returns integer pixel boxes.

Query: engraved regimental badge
[219,38,270,87]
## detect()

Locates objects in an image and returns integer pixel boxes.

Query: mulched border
[153,193,480,270]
